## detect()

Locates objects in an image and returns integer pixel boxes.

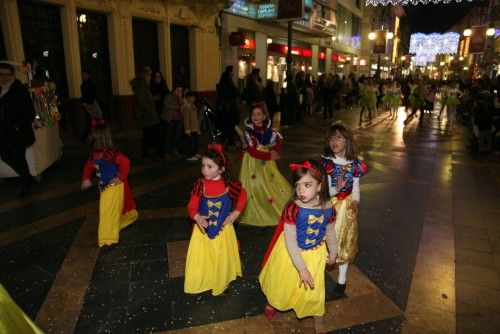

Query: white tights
[338,263,348,284]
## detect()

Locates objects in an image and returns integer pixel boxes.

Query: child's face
[295,173,321,205]
[187,96,195,104]
[251,108,266,127]
[201,157,223,180]
[329,131,347,157]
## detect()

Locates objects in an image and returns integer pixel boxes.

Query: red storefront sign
[267,43,303,56]
[319,51,326,60]
[238,38,256,50]
[332,53,339,62]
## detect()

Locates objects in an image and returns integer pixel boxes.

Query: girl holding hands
[322,121,367,296]
[259,160,337,334]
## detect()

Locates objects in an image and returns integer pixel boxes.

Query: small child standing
[184,144,247,296]
[238,104,291,226]
[322,121,367,296]
[259,160,337,334]
[182,91,200,161]
[81,124,138,248]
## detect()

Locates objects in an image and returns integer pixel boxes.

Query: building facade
[221,0,363,89]
[0,0,225,130]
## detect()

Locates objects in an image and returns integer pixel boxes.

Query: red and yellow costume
[82,150,138,247]
[239,118,291,226]
[259,202,336,318]
[184,178,247,296]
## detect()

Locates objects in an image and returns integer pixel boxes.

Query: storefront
[236,32,256,90]
[222,0,339,83]
[266,42,313,87]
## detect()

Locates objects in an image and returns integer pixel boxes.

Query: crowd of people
[79,64,499,165]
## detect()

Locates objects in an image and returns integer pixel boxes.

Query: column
[108,5,135,129]
[0,0,25,62]
[255,32,267,84]
[60,1,81,98]
[311,44,318,79]
[189,27,220,92]
[108,10,134,95]
[158,20,172,89]
[221,13,238,75]
[326,48,332,75]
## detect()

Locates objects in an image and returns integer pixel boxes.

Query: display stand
[0,123,62,178]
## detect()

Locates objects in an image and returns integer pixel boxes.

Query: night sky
[404,1,483,33]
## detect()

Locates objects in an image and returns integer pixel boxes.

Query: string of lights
[409,32,460,65]
[366,0,472,6]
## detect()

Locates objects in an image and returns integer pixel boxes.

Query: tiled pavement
[0,105,499,333]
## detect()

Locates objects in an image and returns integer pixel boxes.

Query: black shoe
[333,283,346,297]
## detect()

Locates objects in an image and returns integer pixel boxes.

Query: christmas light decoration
[366,0,472,6]
[409,32,460,66]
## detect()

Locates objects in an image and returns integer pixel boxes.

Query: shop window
[170,25,191,89]
[237,30,256,91]
[0,23,6,60]
[18,0,69,98]
[132,18,159,74]
[77,10,112,96]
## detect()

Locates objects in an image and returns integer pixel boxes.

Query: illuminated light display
[366,0,472,5]
[409,32,460,65]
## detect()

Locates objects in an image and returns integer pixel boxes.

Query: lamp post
[463,26,497,79]
[368,30,393,79]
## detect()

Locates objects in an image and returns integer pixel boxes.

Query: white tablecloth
[0,124,62,177]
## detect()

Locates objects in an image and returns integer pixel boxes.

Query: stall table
[0,123,62,178]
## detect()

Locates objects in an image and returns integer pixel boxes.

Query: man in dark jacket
[0,62,36,197]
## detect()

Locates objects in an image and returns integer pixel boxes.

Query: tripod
[199,101,222,144]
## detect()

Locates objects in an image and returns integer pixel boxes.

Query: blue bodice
[296,207,334,250]
[198,191,231,239]
[93,158,119,189]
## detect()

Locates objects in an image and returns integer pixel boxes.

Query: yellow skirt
[332,195,358,264]
[0,284,44,334]
[259,234,327,318]
[99,183,138,247]
[239,153,292,226]
[184,224,241,296]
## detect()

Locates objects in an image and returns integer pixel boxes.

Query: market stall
[0,70,62,178]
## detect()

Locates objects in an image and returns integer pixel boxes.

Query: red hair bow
[91,119,105,127]
[207,143,226,165]
[289,161,320,179]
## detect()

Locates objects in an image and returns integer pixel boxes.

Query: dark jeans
[0,142,33,192]
[186,132,199,157]
[142,123,162,158]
